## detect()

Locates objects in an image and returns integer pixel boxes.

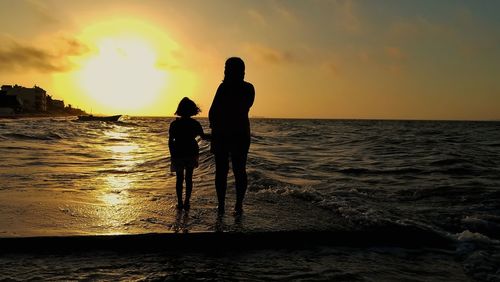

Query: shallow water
[0,247,469,281]
[1,117,499,280]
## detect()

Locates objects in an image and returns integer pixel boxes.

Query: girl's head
[223,57,245,82]
[175,97,201,117]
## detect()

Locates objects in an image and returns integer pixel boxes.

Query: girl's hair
[175,97,201,117]
[223,57,245,82]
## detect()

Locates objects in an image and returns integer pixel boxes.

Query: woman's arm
[168,122,176,158]
[208,84,224,131]
[247,83,255,109]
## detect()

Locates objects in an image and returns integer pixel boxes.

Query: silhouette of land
[0,84,86,118]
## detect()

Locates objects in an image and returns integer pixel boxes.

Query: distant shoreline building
[0,94,23,115]
[47,95,65,112]
[0,84,85,116]
[1,84,47,112]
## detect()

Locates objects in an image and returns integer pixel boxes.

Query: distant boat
[77,115,121,122]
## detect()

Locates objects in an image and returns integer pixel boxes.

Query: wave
[3,132,63,141]
[429,158,469,166]
[430,166,481,176]
[338,167,423,175]
[97,168,134,174]
[66,151,101,159]
[462,215,500,240]
[454,229,500,281]
[333,166,485,176]
[455,230,500,245]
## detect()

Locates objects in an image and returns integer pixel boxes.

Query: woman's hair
[223,57,245,82]
[175,97,201,117]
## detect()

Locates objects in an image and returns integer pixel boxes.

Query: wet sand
[0,189,344,237]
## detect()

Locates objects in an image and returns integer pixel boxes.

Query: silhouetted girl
[169,97,208,210]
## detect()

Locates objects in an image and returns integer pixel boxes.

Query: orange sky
[0,0,499,120]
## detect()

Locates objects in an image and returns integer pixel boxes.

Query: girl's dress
[168,117,204,172]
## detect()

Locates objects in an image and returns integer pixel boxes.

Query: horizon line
[119,115,500,122]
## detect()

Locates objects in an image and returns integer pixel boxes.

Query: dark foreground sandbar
[0,225,455,254]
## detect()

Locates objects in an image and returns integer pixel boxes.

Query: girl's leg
[175,167,184,208]
[184,166,194,209]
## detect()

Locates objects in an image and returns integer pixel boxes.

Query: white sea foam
[455,230,499,244]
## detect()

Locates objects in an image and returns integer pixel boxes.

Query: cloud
[247,9,267,26]
[156,61,182,71]
[382,47,406,76]
[389,17,452,40]
[25,0,60,25]
[57,37,90,56]
[386,64,403,76]
[388,10,500,60]
[246,3,298,28]
[244,43,297,65]
[357,50,371,63]
[336,0,361,33]
[323,62,341,77]
[0,37,89,73]
[272,3,298,23]
[385,47,406,60]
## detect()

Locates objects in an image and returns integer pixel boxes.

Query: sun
[77,36,167,113]
[58,17,197,116]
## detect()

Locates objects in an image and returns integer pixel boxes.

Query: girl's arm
[196,121,211,140]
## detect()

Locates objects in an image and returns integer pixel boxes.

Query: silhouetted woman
[209,57,255,214]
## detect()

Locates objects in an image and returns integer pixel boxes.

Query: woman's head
[175,97,201,117]
[224,57,245,82]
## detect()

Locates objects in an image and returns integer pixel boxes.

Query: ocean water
[0,117,499,281]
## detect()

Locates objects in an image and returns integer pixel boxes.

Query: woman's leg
[215,151,229,213]
[232,136,250,213]
[231,152,248,212]
[175,167,184,208]
[184,166,194,209]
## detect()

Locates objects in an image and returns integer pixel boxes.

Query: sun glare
[78,37,167,112]
[58,17,195,116]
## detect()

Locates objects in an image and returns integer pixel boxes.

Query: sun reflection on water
[101,192,125,206]
[107,144,139,160]
[96,128,141,230]
[100,176,131,206]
